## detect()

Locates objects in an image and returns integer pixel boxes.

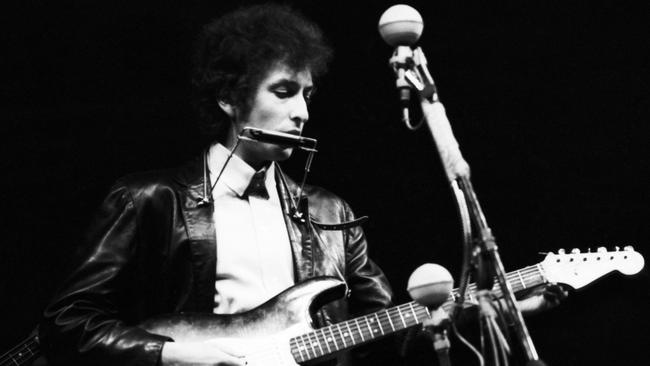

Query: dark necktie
[244,170,269,199]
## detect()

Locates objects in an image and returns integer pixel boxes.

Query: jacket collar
[207,143,277,198]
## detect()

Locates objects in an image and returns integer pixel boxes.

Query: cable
[451,321,484,366]
[486,316,501,366]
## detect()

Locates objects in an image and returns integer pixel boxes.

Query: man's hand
[161,341,246,366]
[517,283,569,316]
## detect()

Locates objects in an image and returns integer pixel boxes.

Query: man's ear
[218,100,237,118]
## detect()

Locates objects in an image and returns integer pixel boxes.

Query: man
[39,4,563,366]
[39,4,392,366]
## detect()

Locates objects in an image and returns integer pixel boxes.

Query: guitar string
[380,267,545,332]
[247,339,326,366]
[0,350,37,366]
[461,266,542,295]
[495,267,544,293]
[291,304,432,363]
[289,265,546,362]
[288,269,549,364]
[465,268,541,299]
[0,308,432,365]
[0,339,39,366]
[257,314,400,364]
[0,266,548,365]
[213,253,625,365]
[0,338,38,358]
[15,268,553,366]
[244,287,523,365]
[241,332,358,366]
[3,255,627,365]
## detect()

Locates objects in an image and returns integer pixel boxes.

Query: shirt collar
[207,143,276,198]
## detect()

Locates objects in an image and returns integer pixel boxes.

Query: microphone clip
[392,46,438,102]
[388,46,439,130]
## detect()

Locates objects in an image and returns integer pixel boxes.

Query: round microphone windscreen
[378,4,424,47]
[407,263,453,308]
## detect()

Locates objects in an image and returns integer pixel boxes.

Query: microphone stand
[398,47,544,366]
[425,308,453,366]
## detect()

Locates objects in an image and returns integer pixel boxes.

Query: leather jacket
[39,156,393,366]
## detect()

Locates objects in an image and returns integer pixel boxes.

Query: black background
[2,0,649,365]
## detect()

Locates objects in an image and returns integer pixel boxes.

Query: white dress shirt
[208,143,294,314]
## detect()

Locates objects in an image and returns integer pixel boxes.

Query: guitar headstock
[540,246,644,290]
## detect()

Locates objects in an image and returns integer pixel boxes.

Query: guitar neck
[449,263,547,308]
[0,333,40,366]
[291,264,547,363]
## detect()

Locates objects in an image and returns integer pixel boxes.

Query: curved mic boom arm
[401,46,544,364]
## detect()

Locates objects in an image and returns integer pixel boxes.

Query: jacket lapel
[176,156,217,312]
[275,164,314,283]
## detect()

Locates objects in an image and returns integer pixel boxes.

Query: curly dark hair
[192,3,333,142]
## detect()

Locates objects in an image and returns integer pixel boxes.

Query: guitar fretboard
[290,264,547,363]
[0,336,39,366]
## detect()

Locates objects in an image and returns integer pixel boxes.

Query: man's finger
[542,284,569,304]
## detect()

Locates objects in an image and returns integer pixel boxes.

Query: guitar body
[140,277,347,365]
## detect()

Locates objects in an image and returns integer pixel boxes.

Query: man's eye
[273,89,290,98]
[273,87,299,99]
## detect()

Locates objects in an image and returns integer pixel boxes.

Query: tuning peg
[624,245,634,251]
[597,247,607,253]
[571,248,580,254]
[558,249,566,254]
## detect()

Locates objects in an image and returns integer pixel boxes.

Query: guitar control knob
[571,248,580,254]
[558,249,566,254]
[624,245,634,251]
[615,246,620,251]
[597,247,607,253]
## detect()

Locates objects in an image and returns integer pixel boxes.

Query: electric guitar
[1,247,643,366]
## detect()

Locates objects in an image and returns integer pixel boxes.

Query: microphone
[407,263,454,366]
[378,5,424,125]
[407,263,453,309]
[239,127,317,151]
[378,4,423,48]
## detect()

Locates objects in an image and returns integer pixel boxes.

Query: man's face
[234,64,313,167]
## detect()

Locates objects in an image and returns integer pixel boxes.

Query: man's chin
[275,147,295,161]
[265,146,295,162]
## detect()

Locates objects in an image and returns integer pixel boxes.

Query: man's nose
[289,94,309,125]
